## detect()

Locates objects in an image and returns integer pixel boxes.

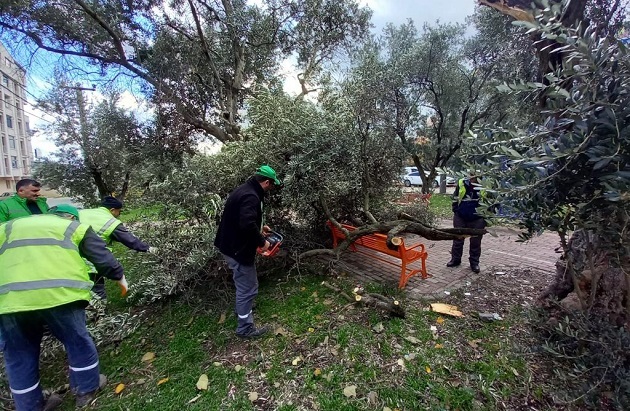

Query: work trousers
[450,214,486,265]
[223,254,258,334]
[0,303,101,411]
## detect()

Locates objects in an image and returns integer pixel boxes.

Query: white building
[0,42,33,195]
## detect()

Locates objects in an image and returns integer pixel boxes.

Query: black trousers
[450,214,486,265]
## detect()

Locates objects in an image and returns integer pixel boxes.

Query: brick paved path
[324,221,560,300]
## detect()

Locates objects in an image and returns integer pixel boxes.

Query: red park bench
[326,221,429,289]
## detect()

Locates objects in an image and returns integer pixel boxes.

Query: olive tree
[467,5,630,321]
[33,80,146,205]
[0,0,371,145]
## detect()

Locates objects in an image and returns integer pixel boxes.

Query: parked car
[400,168,455,187]
[0,192,14,200]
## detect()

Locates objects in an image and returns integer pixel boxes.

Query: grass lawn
[3,264,569,411]
[429,193,452,219]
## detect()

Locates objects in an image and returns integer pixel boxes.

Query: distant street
[46,197,83,209]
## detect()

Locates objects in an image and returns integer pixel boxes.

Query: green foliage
[213,89,405,229]
[540,312,630,409]
[341,13,531,192]
[466,6,630,250]
[0,0,372,143]
[32,80,147,206]
[122,155,223,304]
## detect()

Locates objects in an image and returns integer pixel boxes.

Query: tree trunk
[539,230,630,325]
[118,172,131,201]
[90,167,111,198]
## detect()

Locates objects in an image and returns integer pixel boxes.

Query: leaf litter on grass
[25,268,572,410]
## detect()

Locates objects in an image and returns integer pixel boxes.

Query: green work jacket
[0,214,92,314]
[0,195,49,222]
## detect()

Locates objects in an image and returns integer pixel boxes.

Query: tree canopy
[0,0,371,144]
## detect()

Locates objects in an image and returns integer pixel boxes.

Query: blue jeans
[223,254,259,334]
[0,302,101,411]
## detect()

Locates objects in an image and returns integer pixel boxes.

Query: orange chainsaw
[257,230,284,257]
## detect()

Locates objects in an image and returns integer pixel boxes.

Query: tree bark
[322,281,406,318]
[299,217,486,261]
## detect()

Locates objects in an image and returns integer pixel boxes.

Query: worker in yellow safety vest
[0,204,128,410]
[79,196,152,299]
[446,174,486,273]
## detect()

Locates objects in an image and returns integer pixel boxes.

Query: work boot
[236,325,270,339]
[43,393,63,411]
[75,374,107,408]
[446,259,461,268]
[470,263,480,274]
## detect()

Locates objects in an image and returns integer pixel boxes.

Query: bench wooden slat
[326,221,429,288]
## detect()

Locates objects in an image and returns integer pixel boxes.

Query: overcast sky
[363,0,477,32]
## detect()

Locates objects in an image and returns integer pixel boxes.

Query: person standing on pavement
[0,179,49,222]
[0,204,129,410]
[214,165,281,339]
[79,196,151,299]
[446,173,486,273]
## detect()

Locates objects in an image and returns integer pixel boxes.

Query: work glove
[117,276,129,297]
[148,246,158,254]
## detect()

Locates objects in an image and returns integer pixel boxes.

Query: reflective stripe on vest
[0,279,92,295]
[97,218,119,236]
[0,219,79,256]
[0,215,92,314]
[79,207,121,243]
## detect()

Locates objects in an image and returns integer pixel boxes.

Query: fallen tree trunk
[299,218,487,260]
[322,281,406,318]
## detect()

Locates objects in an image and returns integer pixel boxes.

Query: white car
[401,168,455,187]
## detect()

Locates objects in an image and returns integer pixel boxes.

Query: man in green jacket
[0,179,49,222]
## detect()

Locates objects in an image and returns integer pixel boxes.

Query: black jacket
[214,177,266,265]
[79,227,124,281]
[452,178,483,221]
[111,224,150,252]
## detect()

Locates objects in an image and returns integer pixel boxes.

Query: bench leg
[421,255,429,279]
[399,261,409,289]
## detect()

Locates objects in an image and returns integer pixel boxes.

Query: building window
[17,121,22,133]
[9,136,15,149]
[1,136,6,151]
[4,94,10,109]
[19,140,24,152]
[6,115,12,129]
[4,157,8,171]
[11,156,17,169]
[5,58,11,68]
[1,73,7,86]
[0,113,3,131]
[22,159,27,170]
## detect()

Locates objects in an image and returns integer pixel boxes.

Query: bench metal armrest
[405,242,425,253]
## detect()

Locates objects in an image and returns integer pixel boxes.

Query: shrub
[539,312,630,409]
